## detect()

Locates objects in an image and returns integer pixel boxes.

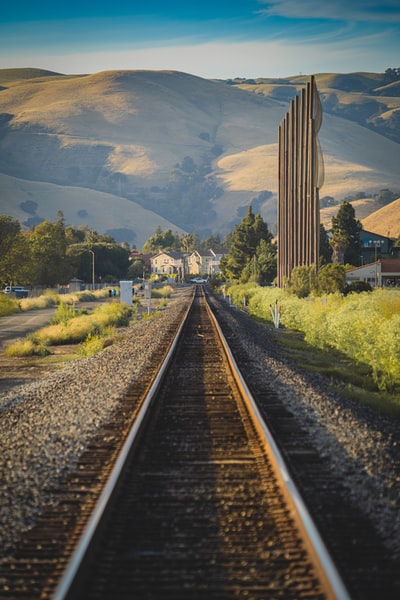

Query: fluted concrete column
[277,76,323,287]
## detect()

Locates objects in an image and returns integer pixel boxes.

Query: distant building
[130,251,153,275]
[346,258,400,287]
[360,230,392,264]
[187,249,228,276]
[150,250,188,280]
[325,229,396,266]
[150,248,228,280]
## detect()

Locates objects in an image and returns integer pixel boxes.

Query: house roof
[347,259,400,276]
[361,229,392,241]
[151,250,185,260]
[211,248,229,256]
[192,248,229,257]
[380,258,400,273]
[192,250,213,257]
[166,251,186,259]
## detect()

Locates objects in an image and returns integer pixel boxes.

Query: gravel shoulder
[0,289,192,558]
[208,292,400,562]
[1,286,399,580]
[0,346,76,394]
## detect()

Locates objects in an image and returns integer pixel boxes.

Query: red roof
[380,259,400,273]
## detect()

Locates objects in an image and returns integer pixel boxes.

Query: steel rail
[205,293,351,600]
[51,290,195,600]
[52,287,351,599]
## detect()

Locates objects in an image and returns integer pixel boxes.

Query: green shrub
[4,337,50,357]
[344,280,373,294]
[3,292,131,356]
[23,302,132,346]
[51,302,76,325]
[76,331,115,357]
[228,284,400,393]
[0,295,20,317]
[18,288,110,312]
[20,295,58,311]
[151,285,174,298]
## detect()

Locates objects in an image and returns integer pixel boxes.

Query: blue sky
[0,1,399,78]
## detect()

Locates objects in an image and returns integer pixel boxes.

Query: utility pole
[89,250,95,290]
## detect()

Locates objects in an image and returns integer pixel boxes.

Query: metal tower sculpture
[277,75,324,287]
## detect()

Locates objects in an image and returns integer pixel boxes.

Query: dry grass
[4,302,132,355]
[0,69,399,244]
[361,198,400,238]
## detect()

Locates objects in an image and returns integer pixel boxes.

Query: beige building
[187,249,227,276]
[150,251,187,280]
[151,248,228,280]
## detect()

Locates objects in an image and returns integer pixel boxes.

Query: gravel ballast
[1,287,399,573]
[208,292,400,562]
[0,290,192,558]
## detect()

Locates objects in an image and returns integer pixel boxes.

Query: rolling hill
[0,68,399,248]
[361,198,400,238]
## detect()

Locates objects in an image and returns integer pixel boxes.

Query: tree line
[0,212,232,288]
[0,212,131,288]
[1,198,391,292]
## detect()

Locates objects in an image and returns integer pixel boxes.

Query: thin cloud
[0,2,397,78]
[1,38,393,79]
[258,0,400,22]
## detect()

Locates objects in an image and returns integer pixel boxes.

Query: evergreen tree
[141,228,180,253]
[319,223,333,264]
[286,265,318,298]
[242,238,277,283]
[255,238,277,282]
[220,205,276,282]
[330,201,363,266]
[317,263,346,294]
[221,207,255,281]
[200,233,223,251]
[180,233,194,253]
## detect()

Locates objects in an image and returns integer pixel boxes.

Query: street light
[89,250,95,290]
[371,240,381,287]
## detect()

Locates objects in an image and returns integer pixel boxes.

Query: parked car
[4,286,29,298]
[190,277,207,284]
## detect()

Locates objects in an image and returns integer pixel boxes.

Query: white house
[345,259,400,287]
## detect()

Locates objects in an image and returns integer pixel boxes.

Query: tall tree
[220,205,276,282]
[242,238,277,283]
[67,242,130,283]
[200,233,223,251]
[141,228,180,253]
[319,223,333,264]
[221,208,254,281]
[0,216,29,285]
[27,218,73,285]
[180,233,195,253]
[330,201,363,266]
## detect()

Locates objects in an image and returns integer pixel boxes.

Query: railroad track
[48,287,348,599]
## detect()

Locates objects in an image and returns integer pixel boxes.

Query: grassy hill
[233,71,400,144]
[361,198,400,238]
[0,68,399,248]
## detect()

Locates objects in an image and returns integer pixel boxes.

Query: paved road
[0,300,116,349]
[0,309,56,348]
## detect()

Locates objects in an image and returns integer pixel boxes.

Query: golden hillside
[361,198,400,238]
[0,68,399,247]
